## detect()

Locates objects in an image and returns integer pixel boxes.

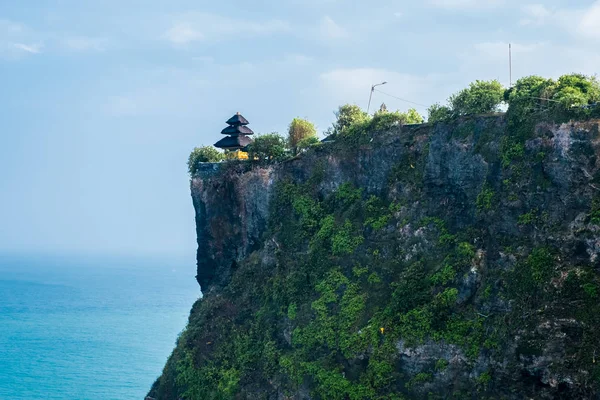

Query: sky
[0,0,599,259]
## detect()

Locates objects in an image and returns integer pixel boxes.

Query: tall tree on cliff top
[427,79,505,123]
[504,73,600,122]
[328,104,370,136]
[288,118,317,155]
[449,79,505,115]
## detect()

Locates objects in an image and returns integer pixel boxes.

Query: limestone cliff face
[191,163,274,292]
[192,118,495,294]
[150,115,600,400]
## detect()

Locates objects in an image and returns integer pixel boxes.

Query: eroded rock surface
[150,116,600,400]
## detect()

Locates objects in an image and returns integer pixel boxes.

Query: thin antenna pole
[509,43,512,87]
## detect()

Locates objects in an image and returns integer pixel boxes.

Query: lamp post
[367,81,387,114]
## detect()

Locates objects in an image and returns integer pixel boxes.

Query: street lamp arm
[367,81,387,114]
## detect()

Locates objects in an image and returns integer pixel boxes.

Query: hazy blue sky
[1,0,599,258]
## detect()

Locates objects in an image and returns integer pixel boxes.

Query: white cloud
[519,4,552,25]
[1,19,111,56]
[519,2,600,41]
[518,4,579,27]
[578,1,600,40]
[0,19,42,58]
[163,12,290,46]
[319,16,347,39]
[164,23,204,45]
[12,42,42,54]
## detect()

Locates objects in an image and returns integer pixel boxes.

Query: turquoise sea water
[0,254,200,400]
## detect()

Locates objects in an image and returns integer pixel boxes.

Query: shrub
[527,248,555,284]
[297,136,321,153]
[554,86,588,108]
[554,73,600,107]
[331,220,364,255]
[435,359,449,371]
[427,103,453,123]
[370,108,423,131]
[404,108,424,124]
[426,80,504,123]
[246,133,288,163]
[405,372,432,389]
[332,106,424,145]
[477,371,492,390]
[449,79,505,115]
[505,74,600,121]
[504,76,556,118]
[476,185,494,211]
[188,146,224,175]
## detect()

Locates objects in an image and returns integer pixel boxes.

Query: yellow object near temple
[226,150,249,160]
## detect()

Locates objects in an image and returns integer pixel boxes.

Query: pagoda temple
[214,112,254,159]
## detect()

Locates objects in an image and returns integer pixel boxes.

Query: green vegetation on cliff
[288,118,318,156]
[154,75,600,400]
[188,146,225,175]
[428,74,600,124]
[246,133,289,163]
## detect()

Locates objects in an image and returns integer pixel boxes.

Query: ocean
[0,254,200,400]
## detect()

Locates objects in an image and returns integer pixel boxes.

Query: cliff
[149,114,600,399]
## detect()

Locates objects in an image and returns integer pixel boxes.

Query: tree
[553,73,600,108]
[504,74,600,119]
[505,76,555,107]
[288,118,317,155]
[328,104,370,136]
[404,108,424,124]
[188,146,224,175]
[556,74,600,98]
[246,133,288,163]
[449,79,505,115]
[427,103,453,123]
[370,108,424,131]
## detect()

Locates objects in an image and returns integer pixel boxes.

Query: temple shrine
[214,112,254,160]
